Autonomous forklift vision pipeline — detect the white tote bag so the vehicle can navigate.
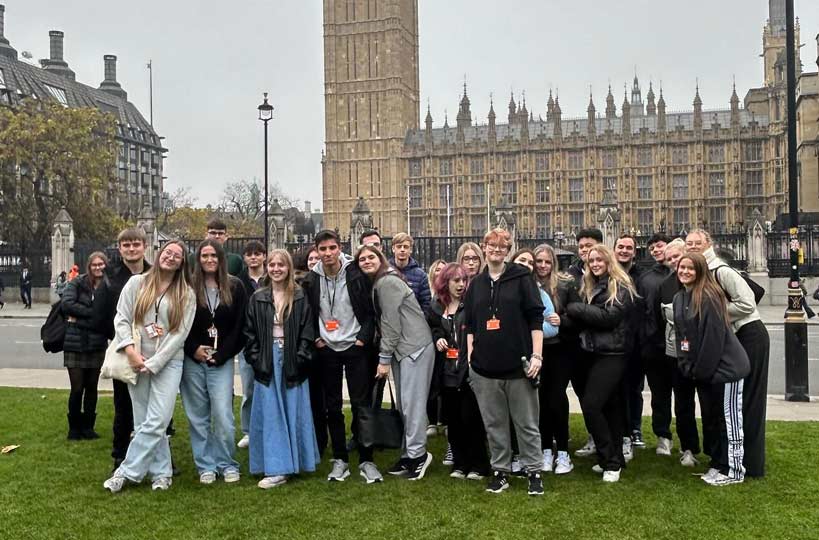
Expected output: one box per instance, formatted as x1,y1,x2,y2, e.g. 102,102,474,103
101,324,141,385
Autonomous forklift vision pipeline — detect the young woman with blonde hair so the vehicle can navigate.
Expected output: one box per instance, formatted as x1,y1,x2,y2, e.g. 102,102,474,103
566,244,636,483
456,242,484,279
104,240,196,492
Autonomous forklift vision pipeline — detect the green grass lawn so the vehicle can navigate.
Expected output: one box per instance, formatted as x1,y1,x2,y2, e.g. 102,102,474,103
1,387,818,540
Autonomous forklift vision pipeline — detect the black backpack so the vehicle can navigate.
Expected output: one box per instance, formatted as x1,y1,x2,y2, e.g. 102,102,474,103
41,301,67,353
713,265,765,305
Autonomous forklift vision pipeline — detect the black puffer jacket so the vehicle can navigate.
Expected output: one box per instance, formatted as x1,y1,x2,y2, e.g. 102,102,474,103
566,275,634,355
637,262,671,356
62,274,108,353
547,277,582,344
426,300,468,388
244,287,316,387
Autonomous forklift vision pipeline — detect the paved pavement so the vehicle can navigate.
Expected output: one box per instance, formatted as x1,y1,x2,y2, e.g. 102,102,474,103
1,302,817,421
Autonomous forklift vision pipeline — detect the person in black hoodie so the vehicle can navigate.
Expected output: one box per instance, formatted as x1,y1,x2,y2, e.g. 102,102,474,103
180,240,248,485
93,227,152,469
463,228,544,496
62,252,109,440
427,262,489,480
566,244,636,483
673,252,750,486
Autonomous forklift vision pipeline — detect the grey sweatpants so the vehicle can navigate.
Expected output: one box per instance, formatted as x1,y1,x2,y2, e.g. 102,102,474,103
469,368,541,473
391,343,435,460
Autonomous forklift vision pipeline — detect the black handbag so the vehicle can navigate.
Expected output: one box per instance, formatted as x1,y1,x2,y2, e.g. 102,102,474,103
41,301,66,353
355,378,404,450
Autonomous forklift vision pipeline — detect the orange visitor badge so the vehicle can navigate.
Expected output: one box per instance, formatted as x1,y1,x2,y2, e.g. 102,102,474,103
446,348,459,359
486,318,501,331
325,319,340,331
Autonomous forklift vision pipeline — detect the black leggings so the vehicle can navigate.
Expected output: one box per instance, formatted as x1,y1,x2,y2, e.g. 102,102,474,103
539,341,573,451
580,353,626,471
67,367,100,416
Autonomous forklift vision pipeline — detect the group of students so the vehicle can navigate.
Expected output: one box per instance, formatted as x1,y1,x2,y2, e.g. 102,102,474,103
56,217,769,496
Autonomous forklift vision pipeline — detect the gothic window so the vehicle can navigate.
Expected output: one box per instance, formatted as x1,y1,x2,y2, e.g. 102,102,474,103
708,207,727,233
408,159,422,177
601,149,617,169
410,217,424,236
502,155,517,173
471,214,487,236
439,184,452,207
470,157,484,175
673,208,689,233
470,183,485,206
536,213,551,237
672,174,689,199
637,209,654,233
708,173,725,197
602,177,617,204
743,142,763,162
637,175,653,200
569,211,585,230
569,178,584,202
439,158,453,176
671,146,688,165
636,146,653,166
534,153,549,171
775,167,783,193
743,170,763,197
567,151,583,170
408,185,423,208
535,180,550,204
707,144,725,163
502,181,517,206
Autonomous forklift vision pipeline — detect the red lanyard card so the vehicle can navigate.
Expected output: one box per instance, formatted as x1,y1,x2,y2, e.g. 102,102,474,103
486,317,501,331
446,348,459,359
325,319,340,331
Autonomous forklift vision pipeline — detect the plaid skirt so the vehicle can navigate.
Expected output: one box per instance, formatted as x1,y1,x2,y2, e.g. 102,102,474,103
63,350,105,370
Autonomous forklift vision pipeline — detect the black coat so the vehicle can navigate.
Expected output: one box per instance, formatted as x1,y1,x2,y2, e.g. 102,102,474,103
301,263,376,346
673,290,750,384
184,277,248,366
93,258,151,340
637,262,672,356
61,274,108,353
426,300,468,388
548,277,582,343
244,287,316,387
566,275,634,355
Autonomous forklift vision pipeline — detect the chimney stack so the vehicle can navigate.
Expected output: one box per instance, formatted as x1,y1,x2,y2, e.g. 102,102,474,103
40,29,75,80
98,54,127,100
0,4,19,60
304,200,312,217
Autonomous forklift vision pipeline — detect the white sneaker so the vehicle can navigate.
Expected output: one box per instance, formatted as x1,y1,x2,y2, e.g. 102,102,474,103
554,451,574,475
359,461,384,484
656,437,673,456
622,437,634,463
327,459,350,482
602,469,621,483
679,450,699,467
703,472,744,486
591,464,604,474
450,469,466,479
151,477,172,491
425,425,438,437
542,449,554,472
258,475,287,489
575,437,596,457
237,435,250,449
103,473,127,493
466,471,485,481
223,468,241,483
701,468,720,482
199,471,217,484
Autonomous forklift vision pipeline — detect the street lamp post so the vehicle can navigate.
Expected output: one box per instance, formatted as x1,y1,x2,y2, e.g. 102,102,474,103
258,93,274,252
784,0,809,401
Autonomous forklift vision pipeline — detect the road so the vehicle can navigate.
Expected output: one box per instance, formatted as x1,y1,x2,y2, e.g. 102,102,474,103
1,317,818,396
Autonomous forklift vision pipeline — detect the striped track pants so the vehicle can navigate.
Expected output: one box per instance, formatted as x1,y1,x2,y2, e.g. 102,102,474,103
723,379,745,481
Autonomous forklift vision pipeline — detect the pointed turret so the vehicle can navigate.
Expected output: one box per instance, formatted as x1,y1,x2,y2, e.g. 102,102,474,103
546,89,555,122
630,75,643,115
488,95,497,145
730,81,740,128
552,94,562,140
457,82,472,129
646,82,656,115
605,84,616,119
508,92,517,125
657,85,667,132
621,86,631,137
424,103,433,149
587,91,596,138
693,82,703,132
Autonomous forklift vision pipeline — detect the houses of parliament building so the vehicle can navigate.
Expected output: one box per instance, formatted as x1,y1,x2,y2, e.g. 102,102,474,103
321,0,819,238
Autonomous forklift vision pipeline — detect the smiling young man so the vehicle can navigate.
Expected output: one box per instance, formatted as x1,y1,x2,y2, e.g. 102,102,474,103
300,230,380,483
388,233,431,313
568,228,603,283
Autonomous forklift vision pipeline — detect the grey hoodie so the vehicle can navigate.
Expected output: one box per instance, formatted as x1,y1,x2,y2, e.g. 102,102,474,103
373,272,433,364
312,254,362,352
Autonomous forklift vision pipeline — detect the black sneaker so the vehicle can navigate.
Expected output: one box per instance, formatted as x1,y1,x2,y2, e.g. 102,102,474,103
387,458,410,476
631,430,646,448
485,471,509,494
527,472,544,496
407,452,433,481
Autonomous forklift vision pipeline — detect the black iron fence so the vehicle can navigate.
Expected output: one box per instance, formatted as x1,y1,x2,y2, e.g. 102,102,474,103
0,243,51,287
767,226,819,278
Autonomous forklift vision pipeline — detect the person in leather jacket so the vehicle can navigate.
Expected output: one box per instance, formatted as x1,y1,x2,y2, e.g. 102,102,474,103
243,249,319,489
566,244,636,482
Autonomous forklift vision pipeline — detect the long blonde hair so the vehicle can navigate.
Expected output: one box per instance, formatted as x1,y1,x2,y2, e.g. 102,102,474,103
268,249,295,322
134,240,192,333
580,244,637,306
456,242,484,273
533,243,569,311
427,259,446,295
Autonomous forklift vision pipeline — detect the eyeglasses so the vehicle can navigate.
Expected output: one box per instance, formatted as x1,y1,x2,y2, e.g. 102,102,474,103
486,244,508,252
462,256,481,263
161,251,184,261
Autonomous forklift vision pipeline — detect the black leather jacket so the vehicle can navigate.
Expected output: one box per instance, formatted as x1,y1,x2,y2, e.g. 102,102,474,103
244,287,316,387
566,275,634,355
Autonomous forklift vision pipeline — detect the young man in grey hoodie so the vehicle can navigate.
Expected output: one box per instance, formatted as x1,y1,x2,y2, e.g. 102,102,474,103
300,230,380,483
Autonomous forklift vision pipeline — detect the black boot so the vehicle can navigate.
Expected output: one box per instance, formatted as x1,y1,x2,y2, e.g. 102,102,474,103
81,412,100,440
67,413,83,440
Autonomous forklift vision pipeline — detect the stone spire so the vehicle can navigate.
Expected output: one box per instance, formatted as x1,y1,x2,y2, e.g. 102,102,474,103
424,103,433,149
552,94,562,140
488,95,497,145
693,82,703,132
630,74,643,115
646,82,656,115
546,89,555,122
605,84,616,119
587,90,596,138
730,80,740,128
508,92,517,125
457,82,472,128
657,84,667,132
621,85,631,137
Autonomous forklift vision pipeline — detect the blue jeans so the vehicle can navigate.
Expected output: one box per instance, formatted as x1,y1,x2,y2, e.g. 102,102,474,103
238,353,255,435
180,357,239,474
119,358,183,482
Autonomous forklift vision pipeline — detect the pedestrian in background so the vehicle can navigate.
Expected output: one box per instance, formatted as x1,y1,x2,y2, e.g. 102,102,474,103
62,252,109,440
54,271,68,298
19,262,32,309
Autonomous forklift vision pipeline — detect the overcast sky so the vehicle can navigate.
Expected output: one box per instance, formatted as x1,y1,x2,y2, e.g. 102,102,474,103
5,1,819,211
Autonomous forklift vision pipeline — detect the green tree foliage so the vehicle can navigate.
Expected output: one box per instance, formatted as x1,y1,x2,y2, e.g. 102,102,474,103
0,98,121,245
